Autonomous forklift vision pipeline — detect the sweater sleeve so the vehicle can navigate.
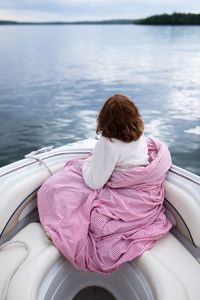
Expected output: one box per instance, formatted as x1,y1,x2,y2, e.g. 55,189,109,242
82,138,118,190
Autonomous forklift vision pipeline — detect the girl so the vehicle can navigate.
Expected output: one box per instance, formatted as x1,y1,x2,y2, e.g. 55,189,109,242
82,94,149,190
38,94,172,274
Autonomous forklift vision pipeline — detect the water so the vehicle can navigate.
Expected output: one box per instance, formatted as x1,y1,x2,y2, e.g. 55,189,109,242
0,25,199,175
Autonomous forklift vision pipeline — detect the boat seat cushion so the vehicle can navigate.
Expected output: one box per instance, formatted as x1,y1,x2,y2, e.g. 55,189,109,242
1,223,200,300
0,222,60,300
164,180,200,248
135,233,200,300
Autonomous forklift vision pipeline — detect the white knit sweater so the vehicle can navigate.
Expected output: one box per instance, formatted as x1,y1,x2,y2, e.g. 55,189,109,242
82,135,149,190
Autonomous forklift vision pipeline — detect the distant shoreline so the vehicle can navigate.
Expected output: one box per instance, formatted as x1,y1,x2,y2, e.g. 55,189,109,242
1,13,200,26
1,20,134,26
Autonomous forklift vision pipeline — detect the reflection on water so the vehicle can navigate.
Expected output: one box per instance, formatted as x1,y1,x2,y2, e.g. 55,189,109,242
185,126,200,135
0,25,200,175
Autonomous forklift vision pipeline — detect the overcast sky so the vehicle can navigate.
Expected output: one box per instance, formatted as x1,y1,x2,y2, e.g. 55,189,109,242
0,0,200,22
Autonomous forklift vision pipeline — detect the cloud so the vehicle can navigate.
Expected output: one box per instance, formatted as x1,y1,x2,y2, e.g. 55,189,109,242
0,8,64,22
0,0,200,21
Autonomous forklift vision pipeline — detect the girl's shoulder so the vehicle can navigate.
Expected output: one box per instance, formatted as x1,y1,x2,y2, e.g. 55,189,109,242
98,135,147,152
93,136,119,159
99,136,122,146
97,136,122,154
98,136,115,148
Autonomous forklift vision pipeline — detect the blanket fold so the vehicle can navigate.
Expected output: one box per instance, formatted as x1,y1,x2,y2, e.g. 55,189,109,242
37,137,172,274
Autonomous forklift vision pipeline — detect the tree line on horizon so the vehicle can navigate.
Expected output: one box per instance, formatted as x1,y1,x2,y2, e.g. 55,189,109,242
0,12,200,25
135,12,200,25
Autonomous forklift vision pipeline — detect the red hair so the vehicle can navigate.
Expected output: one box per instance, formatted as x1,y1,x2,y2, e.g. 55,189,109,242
96,94,144,142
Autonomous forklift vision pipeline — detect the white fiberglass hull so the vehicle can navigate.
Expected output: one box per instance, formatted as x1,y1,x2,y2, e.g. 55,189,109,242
0,138,200,300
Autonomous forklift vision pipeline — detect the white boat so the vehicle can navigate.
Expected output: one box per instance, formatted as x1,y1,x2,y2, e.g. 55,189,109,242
0,138,200,300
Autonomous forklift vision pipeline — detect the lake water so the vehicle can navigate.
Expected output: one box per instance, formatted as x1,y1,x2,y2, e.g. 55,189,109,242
0,25,199,175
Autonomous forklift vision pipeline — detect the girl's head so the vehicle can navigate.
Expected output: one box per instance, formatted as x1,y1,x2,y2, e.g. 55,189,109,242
96,94,144,142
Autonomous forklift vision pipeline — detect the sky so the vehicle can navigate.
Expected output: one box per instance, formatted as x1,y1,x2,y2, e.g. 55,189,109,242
0,0,200,22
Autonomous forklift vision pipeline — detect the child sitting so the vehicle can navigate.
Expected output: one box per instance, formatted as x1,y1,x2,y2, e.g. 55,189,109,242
83,94,149,189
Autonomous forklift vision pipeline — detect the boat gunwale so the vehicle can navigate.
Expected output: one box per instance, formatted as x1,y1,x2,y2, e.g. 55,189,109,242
0,150,91,178
0,149,199,185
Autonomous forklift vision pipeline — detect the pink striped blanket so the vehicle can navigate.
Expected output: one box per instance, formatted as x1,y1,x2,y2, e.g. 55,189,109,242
37,137,172,274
